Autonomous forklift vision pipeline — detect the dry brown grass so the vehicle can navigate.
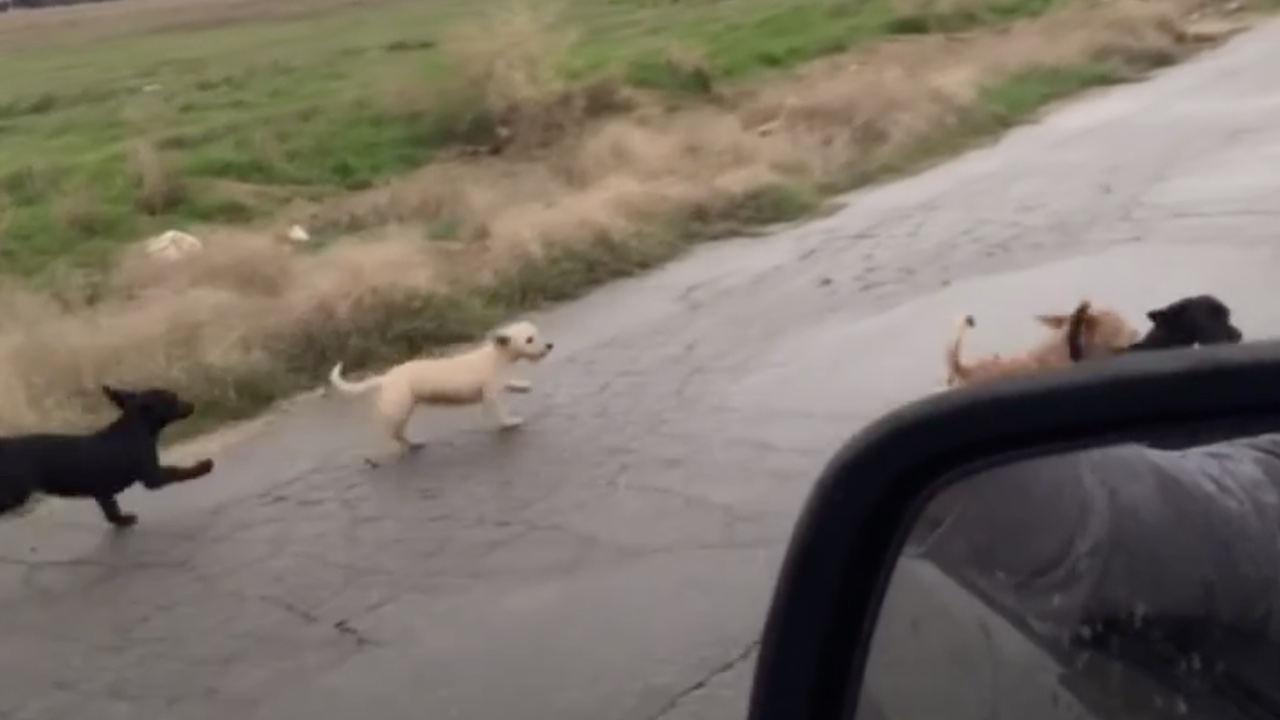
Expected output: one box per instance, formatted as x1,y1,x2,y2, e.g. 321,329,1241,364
435,5,638,155
127,139,186,215
444,4,572,112
0,0,1245,433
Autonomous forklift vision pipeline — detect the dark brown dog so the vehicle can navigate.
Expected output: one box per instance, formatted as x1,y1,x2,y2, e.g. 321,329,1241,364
1068,295,1243,362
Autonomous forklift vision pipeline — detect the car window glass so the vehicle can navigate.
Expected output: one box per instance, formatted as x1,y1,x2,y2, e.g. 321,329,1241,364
854,432,1280,720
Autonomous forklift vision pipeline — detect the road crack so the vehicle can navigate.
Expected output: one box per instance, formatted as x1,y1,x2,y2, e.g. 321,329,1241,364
257,595,382,647
333,619,378,647
647,639,760,720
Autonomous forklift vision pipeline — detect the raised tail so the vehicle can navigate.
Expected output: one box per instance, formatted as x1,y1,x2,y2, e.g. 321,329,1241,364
945,314,976,387
328,363,383,395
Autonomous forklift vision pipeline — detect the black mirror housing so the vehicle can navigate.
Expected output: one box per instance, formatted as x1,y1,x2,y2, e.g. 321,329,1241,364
749,340,1280,720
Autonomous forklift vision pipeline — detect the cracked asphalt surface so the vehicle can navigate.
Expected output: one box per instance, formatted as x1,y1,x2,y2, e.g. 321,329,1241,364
4,19,1280,720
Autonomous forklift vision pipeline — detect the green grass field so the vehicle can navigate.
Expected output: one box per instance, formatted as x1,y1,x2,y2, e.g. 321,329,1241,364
0,0,1066,277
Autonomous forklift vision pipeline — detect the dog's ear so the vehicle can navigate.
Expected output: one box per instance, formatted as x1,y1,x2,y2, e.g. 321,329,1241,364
492,332,512,347
101,385,129,410
1036,314,1071,329
1146,308,1170,324
1040,300,1095,330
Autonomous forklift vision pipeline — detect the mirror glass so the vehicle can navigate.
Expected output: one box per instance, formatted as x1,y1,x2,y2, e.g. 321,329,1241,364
856,430,1280,720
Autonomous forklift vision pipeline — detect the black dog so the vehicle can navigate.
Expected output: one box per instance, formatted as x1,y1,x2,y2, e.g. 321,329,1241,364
1069,294,1243,362
0,385,215,527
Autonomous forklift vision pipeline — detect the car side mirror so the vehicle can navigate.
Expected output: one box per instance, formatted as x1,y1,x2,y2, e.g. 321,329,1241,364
748,340,1280,720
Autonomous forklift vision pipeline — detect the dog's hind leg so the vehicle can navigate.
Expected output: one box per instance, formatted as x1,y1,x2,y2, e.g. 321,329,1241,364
389,414,424,453
0,487,34,518
0,469,38,519
94,495,137,528
376,394,422,450
365,406,423,468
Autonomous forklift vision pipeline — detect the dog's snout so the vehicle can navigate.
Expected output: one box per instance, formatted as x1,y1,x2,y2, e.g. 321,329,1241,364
545,342,555,351
1206,326,1243,345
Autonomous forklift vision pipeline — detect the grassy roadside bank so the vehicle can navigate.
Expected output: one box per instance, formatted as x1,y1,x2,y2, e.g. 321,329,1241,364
0,0,1072,277
0,0,1264,440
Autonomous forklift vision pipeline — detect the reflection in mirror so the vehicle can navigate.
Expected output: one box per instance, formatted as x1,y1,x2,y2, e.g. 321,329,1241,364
856,431,1280,720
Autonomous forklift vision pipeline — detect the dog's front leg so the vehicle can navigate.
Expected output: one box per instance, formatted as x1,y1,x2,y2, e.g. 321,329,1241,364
140,459,215,490
94,495,137,528
482,382,523,430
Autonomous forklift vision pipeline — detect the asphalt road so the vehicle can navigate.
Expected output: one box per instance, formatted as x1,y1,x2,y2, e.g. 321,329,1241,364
4,19,1280,720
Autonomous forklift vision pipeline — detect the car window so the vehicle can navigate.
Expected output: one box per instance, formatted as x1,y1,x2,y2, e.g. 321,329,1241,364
853,434,1280,720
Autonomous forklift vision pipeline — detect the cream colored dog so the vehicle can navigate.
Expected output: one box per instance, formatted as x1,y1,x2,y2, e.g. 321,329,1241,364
329,320,553,464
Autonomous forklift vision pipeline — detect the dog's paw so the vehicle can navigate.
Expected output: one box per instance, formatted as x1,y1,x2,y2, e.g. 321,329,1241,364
110,513,139,528
504,379,533,394
193,458,215,475
499,416,525,431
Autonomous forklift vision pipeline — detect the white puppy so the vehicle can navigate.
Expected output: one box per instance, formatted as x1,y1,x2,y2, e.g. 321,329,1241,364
329,320,553,463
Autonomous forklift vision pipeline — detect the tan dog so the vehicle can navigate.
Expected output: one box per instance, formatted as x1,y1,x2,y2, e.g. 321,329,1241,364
944,301,1137,388
329,320,554,464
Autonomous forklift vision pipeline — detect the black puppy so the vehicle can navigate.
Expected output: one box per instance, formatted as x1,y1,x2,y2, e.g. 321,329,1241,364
0,385,215,527
1069,294,1243,361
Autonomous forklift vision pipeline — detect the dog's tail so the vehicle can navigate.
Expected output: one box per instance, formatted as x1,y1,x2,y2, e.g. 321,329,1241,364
328,363,382,396
1065,300,1092,362
945,314,976,386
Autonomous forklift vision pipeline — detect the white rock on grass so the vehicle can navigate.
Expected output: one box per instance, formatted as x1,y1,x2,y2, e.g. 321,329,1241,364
143,229,204,261
285,224,311,244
